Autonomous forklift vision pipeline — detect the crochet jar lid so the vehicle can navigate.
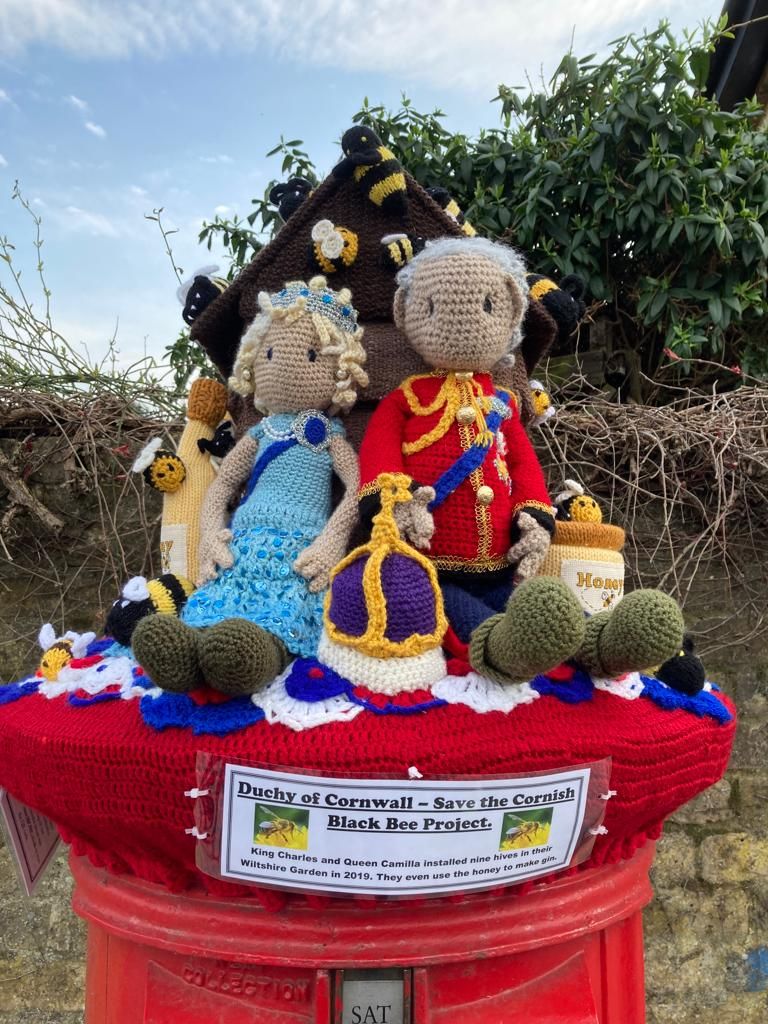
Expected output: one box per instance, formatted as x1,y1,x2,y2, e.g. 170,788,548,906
552,520,626,552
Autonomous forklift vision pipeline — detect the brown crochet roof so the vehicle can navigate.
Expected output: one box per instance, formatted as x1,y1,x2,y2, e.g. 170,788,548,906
190,154,557,439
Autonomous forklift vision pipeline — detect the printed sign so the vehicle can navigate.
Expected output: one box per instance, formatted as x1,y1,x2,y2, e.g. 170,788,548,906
559,558,625,615
218,763,595,897
0,788,61,896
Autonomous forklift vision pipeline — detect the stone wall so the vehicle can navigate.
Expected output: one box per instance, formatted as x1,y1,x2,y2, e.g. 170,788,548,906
0,429,766,1022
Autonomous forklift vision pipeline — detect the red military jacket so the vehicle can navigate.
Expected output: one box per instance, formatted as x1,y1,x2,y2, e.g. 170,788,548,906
359,371,554,572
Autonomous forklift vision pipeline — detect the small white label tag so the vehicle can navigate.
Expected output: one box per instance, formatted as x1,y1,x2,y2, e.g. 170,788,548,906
559,558,625,615
160,523,188,577
0,788,61,896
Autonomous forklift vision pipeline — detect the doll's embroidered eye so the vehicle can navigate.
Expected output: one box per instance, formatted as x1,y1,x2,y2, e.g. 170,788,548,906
483,295,493,313
308,349,317,363
266,347,273,361
428,298,434,315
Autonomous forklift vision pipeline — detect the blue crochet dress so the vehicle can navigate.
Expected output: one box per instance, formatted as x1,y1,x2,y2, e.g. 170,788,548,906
181,411,344,657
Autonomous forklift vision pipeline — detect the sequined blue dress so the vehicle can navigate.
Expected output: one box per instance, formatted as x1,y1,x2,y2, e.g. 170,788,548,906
181,411,344,657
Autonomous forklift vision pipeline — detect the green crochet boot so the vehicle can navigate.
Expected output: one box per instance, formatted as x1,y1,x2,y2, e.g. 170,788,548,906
469,578,586,685
131,615,202,692
576,589,684,677
199,618,290,696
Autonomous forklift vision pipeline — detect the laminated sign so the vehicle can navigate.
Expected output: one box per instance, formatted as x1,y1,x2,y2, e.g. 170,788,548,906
198,760,610,897
0,788,60,896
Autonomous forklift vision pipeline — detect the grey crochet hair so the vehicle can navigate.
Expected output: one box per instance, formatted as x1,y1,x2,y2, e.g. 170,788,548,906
395,236,529,298
395,236,529,357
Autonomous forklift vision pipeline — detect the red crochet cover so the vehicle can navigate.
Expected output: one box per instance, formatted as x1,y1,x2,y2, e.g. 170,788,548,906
0,688,735,911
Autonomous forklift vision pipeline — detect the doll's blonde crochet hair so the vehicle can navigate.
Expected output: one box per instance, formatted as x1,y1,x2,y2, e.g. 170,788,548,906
230,276,368,413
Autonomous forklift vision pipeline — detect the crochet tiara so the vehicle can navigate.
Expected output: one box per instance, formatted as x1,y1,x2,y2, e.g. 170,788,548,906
258,276,360,334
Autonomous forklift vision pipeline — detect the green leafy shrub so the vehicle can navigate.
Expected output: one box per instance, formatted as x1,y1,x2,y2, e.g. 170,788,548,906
208,18,768,391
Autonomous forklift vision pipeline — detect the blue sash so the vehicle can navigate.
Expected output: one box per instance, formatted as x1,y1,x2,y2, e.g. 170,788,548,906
241,438,297,503
428,393,511,511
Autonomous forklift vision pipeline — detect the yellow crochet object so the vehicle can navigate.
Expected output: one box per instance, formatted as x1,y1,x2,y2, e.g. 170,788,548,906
146,575,196,615
324,473,447,659
160,378,230,581
537,520,626,615
39,640,75,680
401,373,494,455
554,478,603,524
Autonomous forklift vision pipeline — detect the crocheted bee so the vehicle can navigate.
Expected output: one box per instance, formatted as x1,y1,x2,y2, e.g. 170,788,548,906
380,232,426,271
654,634,706,696
426,186,477,236
529,379,556,427
176,265,228,326
554,480,603,524
333,126,408,215
308,220,359,274
269,177,314,221
104,574,195,647
526,273,587,347
37,624,96,681
197,420,236,470
132,438,187,493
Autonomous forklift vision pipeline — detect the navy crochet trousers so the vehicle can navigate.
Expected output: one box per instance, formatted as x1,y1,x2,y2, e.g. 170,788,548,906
438,566,515,644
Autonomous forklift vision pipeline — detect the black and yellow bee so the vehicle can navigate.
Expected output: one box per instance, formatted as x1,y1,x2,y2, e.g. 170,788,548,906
333,126,408,216
269,177,314,221
426,186,477,236
308,219,359,274
197,420,236,469
177,265,228,326
380,232,426,271
132,438,187,493
527,273,587,348
37,624,96,681
554,480,603,524
654,635,706,696
105,574,195,647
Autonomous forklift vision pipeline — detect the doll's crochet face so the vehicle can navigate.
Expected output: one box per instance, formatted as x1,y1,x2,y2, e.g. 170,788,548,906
397,253,525,372
251,317,338,413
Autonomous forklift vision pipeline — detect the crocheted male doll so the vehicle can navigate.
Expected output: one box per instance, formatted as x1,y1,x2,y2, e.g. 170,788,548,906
359,238,683,683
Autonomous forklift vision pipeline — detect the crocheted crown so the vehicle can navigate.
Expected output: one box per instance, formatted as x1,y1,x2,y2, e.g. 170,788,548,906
263,276,359,334
324,474,447,659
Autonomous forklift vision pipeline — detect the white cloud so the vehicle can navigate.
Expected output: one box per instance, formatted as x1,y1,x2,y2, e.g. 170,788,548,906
130,184,147,196
213,204,231,215
199,154,233,165
0,1,720,93
0,153,7,167
84,120,106,138
62,205,120,237
0,88,10,102
66,93,88,112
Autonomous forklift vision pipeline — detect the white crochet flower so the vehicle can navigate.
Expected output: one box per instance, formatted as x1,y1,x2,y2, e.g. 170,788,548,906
311,219,345,260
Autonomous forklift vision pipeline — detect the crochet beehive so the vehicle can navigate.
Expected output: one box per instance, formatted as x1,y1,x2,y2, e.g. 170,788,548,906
319,474,447,692
189,130,560,443
537,520,626,616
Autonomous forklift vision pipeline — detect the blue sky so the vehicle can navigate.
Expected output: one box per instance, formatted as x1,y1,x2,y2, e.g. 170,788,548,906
0,0,720,370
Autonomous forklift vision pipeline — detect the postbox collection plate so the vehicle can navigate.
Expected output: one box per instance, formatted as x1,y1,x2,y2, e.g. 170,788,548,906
336,968,408,1024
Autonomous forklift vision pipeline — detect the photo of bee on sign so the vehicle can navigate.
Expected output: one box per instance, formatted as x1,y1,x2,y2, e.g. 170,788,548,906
499,808,553,851
253,804,310,851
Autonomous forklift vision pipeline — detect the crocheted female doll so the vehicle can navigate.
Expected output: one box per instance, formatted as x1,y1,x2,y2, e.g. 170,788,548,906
132,276,368,695
359,238,684,684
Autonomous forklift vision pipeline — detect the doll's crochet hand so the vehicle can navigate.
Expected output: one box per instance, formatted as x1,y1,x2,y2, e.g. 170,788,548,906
394,486,436,549
197,528,234,584
294,536,345,594
507,512,551,583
